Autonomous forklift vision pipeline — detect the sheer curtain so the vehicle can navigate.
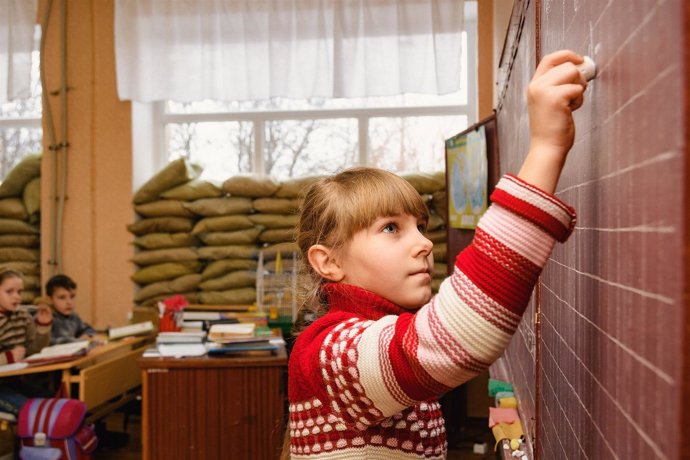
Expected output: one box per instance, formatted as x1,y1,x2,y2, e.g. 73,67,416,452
115,0,464,102
0,0,38,103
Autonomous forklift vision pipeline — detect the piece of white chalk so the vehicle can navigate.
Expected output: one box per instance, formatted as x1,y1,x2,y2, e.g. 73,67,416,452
576,55,597,81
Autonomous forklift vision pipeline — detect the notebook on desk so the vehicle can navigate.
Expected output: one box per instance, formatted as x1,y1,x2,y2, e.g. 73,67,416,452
23,340,92,365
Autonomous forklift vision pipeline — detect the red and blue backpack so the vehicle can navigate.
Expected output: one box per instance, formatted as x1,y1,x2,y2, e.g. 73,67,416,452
17,398,97,460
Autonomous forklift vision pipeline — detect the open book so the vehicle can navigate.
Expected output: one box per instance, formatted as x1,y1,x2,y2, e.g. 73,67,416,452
23,340,91,365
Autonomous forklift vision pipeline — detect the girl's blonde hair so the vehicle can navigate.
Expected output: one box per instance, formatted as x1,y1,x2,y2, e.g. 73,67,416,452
0,268,23,285
295,167,428,326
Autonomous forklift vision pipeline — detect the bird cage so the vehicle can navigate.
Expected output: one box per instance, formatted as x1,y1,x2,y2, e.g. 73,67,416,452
256,251,298,335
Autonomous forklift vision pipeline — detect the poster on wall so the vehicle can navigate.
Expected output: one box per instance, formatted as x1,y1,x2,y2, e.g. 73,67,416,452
445,126,488,229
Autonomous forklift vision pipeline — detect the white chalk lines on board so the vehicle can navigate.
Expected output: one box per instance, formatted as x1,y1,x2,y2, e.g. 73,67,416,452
547,258,674,305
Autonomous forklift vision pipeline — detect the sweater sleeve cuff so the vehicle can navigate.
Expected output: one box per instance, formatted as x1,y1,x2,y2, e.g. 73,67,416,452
489,174,576,243
4,351,14,364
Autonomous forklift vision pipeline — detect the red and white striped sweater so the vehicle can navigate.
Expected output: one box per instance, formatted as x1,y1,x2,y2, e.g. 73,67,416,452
287,174,576,459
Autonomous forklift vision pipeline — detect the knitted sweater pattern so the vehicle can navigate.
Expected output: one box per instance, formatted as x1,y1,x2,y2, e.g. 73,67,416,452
287,174,576,459
0,307,51,364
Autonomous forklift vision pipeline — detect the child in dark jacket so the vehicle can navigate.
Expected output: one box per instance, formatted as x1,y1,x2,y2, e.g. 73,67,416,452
44,275,96,345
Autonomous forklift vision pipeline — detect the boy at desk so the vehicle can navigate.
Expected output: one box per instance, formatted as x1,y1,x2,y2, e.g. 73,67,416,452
42,275,96,345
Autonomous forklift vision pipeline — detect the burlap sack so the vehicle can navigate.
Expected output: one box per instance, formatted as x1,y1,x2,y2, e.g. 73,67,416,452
197,245,258,260
202,259,258,280
134,200,195,218
140,291,200,307
191,215,254,235
432,190,447,221
400,172,445,194
275,176,322,198
130,261,200,284
0,153,41,198
0,248,40,262
133,158,202,204
431,278,442,293
134,273,202,303
260,242,300,258
426,229,446,244
0,234,39,248
252,198,299,214
0,261,40,275
133,233,197,250
199,228,262,246
160,179,223,201
433,263,447,278
183,197,252,217
199,270,256,291
0,219,38,234
432,242,447,263
0,198,28,220
22,275,39,290
248,214,299,229
198,287,256,305
222,175,279,197
131,247,199,266
127,217,194,236
258,228,296,244
23,177,41,216
427,213,445,232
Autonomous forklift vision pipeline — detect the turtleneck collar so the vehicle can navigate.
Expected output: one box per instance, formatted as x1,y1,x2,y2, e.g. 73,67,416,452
322,283,412,320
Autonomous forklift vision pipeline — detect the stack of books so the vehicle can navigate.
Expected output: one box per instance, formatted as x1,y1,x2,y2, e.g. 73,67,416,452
206,323,278,356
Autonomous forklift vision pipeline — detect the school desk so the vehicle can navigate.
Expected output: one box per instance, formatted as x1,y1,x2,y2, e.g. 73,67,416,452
139,345,287,460
0,336,151,422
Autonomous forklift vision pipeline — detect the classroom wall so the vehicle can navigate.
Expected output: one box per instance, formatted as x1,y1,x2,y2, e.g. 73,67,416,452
492,0,688,457
39,0,133,329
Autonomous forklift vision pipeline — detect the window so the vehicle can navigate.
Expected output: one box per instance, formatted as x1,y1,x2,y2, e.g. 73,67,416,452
0,27,42,181
146,2,477,182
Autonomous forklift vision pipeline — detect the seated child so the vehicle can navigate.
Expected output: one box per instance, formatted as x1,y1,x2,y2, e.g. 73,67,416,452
45,275,96,345
0,268,52,415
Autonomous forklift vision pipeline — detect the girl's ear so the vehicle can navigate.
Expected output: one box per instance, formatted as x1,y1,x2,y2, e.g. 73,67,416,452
307,244,345,282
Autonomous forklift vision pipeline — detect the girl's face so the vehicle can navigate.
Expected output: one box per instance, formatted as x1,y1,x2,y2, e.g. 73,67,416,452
0,276,23,313
338,213,434,309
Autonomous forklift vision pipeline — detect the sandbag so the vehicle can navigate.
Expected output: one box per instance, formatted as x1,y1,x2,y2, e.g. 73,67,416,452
140,291,200,307
252,198,300,214
0,234,39,248
400,172,445,194
0,261,40,275
0,153,41,198
133,232,197,250
23,177,41,216
0,218,38,234
199,228,262,246
427,213,445,232
133,158,202,204
127,217,194,236
258,227,296,244
160,179,223,201
134,200,195,218
197,245,258,260
0,198,28,220
260,242,300,258
198,287,256,305
432,190,447,221
183,197,252,217
131,247,198,266
202,259,257,280
248,214,299,229
199,270,256,291
0,247,39,262
275,176,322,198
222,175,279,197
134,274,202,303
426,229,446,244
432,242,447,263
130,261,200,284
191,215,254,235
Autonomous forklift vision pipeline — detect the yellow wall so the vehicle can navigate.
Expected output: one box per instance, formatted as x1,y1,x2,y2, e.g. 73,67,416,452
34,0,505,329
40,0,133,329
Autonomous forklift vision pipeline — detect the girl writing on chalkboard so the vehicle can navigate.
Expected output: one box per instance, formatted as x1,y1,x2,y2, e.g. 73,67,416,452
285,50,588,459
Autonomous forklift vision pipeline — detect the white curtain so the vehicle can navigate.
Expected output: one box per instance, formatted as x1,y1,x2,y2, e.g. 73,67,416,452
115,0,464,102
0,0,38,103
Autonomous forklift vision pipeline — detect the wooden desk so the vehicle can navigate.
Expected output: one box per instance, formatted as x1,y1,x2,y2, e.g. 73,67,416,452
0,336,151,421
139,347,288,460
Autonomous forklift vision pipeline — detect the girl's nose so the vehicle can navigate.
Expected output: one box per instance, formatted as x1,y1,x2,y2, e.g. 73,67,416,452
416,233,434,256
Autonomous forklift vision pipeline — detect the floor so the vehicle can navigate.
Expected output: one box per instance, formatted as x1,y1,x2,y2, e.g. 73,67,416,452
95,406,496,459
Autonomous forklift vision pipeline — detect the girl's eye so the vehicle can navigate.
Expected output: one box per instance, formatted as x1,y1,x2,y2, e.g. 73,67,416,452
383,223,397,233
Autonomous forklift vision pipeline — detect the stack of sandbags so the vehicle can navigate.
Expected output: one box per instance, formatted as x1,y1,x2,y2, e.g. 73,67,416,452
0,153,42,303
401,172,447,294
188,175,265,306
129,158,211,306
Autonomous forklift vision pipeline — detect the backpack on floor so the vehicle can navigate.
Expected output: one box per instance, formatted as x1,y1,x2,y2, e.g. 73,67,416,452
17,398,97,460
